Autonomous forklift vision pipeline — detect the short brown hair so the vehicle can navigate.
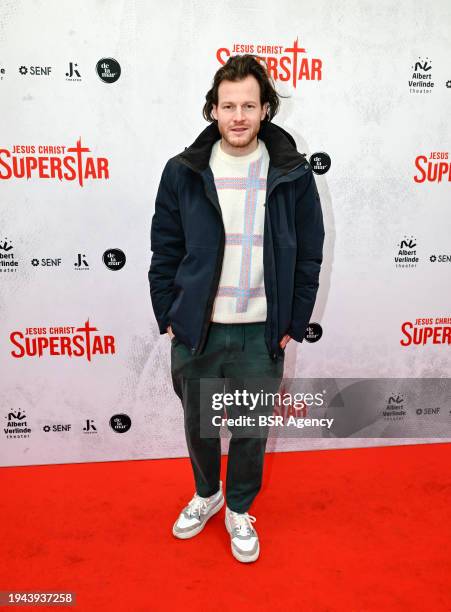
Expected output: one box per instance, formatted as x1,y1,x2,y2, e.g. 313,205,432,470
202,54,282,123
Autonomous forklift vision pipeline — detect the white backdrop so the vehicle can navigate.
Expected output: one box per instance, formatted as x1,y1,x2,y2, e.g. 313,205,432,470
1,0,450,467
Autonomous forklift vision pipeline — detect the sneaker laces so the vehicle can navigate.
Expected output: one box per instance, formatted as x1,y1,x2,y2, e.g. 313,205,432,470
186,494,209,518
228,510,256,536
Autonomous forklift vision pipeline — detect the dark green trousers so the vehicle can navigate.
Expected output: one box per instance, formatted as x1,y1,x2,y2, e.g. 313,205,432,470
171,321,285,513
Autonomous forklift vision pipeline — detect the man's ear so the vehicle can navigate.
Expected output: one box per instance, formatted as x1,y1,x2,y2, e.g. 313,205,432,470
261,102,269,120
212,105,218,120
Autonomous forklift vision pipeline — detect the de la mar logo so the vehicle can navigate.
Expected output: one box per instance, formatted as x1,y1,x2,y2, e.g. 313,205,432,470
216,37,322,89
0,138,109,186
9,320,116,361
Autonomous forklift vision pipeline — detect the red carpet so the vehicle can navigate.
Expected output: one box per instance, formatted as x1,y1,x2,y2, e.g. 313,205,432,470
1,443,450,611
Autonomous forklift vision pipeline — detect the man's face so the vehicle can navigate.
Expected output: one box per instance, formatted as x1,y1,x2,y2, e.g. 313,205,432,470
212,74,268,154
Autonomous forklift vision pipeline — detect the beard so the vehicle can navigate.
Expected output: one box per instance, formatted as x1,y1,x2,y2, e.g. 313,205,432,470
218,122,260,150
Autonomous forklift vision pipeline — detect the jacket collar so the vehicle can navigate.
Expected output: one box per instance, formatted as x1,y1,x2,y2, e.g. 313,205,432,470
176,121,307,174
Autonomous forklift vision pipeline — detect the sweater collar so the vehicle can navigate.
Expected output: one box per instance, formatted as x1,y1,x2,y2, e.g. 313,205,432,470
177,121,306,174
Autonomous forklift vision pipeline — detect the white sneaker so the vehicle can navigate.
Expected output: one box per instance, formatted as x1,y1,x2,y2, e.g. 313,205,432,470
225,506,260,563
172,481,224,539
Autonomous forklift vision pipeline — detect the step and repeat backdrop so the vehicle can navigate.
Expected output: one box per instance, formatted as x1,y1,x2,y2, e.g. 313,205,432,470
1,0,450,467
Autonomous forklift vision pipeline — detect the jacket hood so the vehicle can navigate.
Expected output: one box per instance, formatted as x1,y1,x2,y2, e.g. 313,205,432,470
177,121,307,173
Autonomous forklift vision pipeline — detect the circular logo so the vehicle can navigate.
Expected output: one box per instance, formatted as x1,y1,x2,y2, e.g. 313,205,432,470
96,58,121,83
109,413,131,433
416,408,423,415
304,323,323,343
309,152,331,175
103,248,126,271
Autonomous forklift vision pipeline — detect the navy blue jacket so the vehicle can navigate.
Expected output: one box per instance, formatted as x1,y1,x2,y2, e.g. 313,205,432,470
148,120,325,361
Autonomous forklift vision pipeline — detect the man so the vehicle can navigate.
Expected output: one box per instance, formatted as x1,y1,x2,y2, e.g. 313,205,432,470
148,54,324,563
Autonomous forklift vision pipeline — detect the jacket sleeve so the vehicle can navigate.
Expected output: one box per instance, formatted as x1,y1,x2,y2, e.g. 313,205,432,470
148,160,186,335
287,168,325,342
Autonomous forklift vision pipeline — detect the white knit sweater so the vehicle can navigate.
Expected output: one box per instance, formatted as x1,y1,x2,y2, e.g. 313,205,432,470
209,138,269,323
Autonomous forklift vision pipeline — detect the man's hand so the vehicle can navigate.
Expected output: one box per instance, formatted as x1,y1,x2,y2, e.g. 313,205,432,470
167,325,175,340
279,334,292,350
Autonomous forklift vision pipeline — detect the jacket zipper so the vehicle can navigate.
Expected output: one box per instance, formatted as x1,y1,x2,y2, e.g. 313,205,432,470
263,161,306,359
195,181,225,355
175,156,225,355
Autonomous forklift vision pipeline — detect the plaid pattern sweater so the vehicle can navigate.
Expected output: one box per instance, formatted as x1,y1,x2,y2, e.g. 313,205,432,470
209,139,269,323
